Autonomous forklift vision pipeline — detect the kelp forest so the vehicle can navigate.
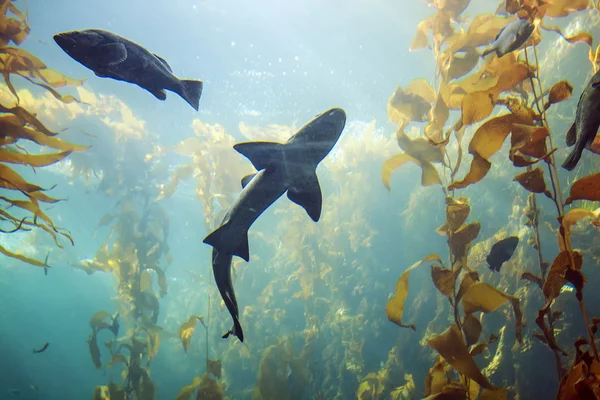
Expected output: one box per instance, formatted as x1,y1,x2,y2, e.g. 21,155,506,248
2,0,600,399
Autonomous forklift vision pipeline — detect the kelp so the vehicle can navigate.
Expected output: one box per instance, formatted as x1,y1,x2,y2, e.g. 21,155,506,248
0,0,86,267
179,315,204,353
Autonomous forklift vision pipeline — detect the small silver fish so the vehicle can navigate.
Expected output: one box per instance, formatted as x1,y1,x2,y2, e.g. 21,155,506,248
562,69,600,170
481,19,535,58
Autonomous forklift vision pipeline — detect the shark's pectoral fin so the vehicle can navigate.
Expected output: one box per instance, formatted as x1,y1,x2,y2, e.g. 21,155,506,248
203,225,250,262
241,173,256,189
288,172,322,222
233,141,284,170
99,43,128,66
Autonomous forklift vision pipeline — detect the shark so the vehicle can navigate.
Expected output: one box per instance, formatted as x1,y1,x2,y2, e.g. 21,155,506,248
203,108,346,342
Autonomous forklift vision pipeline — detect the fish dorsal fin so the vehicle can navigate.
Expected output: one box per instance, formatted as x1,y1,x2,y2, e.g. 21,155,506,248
100,43,127,66
153,53,173,72
241,173,256,189
233,141,285,171
287,171,322,222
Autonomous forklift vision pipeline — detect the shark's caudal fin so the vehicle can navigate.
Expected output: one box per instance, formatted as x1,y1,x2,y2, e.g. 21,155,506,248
177,79,203,111
222,318,244,342
288,172,323,222
203,224,250,262
233,141,285,171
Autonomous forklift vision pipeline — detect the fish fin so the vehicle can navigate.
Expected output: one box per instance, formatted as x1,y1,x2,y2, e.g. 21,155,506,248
222,330,232,339
177,79,203,111
566,123,577,146
153,53,172,72
233,318,244,342
241,173,256,189
480,47,495,58
148,88,167,101
94,70,108,78
562,143,585,171
287,172,322,222
99,43,127,66
233,141,284,170
203,224,250,262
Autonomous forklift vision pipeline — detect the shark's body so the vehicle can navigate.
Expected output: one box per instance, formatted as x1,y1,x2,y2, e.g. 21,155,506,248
203,108,346,341
53,29,203,110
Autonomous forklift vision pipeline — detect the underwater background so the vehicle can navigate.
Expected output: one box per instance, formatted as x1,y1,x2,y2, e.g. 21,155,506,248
2,0,600,399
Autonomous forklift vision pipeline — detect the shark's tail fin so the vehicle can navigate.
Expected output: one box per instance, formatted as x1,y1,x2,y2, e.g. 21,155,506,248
222,318,245,342
177,79,203,111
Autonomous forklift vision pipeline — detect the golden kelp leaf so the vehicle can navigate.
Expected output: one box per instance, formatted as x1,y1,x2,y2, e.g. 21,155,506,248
441,47,481,82
93,383,126,400
16,73,83,104
207,359,222,378
468,114,516,160
456,271,479,303
470,334,498,357
421,159,443,186
175,376,202,400
566,172,600,205
0,244,47,267
513,168,550,197
145,265,168,297
428,324,494,390
462,282,523,342
105,354,128,368
387,84,432,123
411,12,453,51
480,388,508,400
448,154,491,191
446,198,470,232
542,0,590,18
0,163,46,193
386,254,443,330
396,128,445,164
426,94,450,141
510,124,549,159
543,251,583,300
159,163,195,200
462,314,482,346
34,68,85,87
147,328,160,364
431,265,454,297
461,91,497,126
179,315,204,352
546,80,574,107
449,222,480,260
555,360,587,400
88,332,102,369
428,0,471,17
0,149,72,167
425,357,449,397
382,153,414,192
90,310,112,332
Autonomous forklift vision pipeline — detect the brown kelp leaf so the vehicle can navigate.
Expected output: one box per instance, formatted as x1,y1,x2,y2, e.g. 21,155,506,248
382,153,415,192
468,114,517,160
105,354,128,368
546,80,574,108
88,331,102,369
470,334,498,357
207,359,222,378
480,388,508,400
448,154,491,191
93,383,126,400
442,47,481,82
147,328,160,364
179,315,204,352
521,272,543,289
428,324,494,390
175,376,202,400
449,222,480,260
513,168,550,197
425,357,449,397
566,173,600,205
431,265,454,298
456,271,479,304
0,163,45,193
556,360,587,400
462,282,523,342
89,310,112,332
463,314,482,346
34,68,85,87
0,149,72,167
542,0,591,18
386,254,443,330
543,251,583,300
510,124,549,159
461,91,497,126
437,197,471,234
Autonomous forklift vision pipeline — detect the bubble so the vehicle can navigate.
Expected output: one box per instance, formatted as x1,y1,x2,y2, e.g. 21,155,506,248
278,57,282,63
231,41,236,47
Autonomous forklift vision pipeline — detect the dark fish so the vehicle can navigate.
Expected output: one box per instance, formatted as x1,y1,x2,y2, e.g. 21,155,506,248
487,236,519,272
32,342,49,354
110,312,120,336
203,108,346,342
481,19,535,58
53,29,203,110
562,69,600,171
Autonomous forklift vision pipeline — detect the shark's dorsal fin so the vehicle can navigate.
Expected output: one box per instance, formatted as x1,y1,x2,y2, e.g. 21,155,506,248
241,173,256,189
100,43,127,66
203,224,250,262
233,141,284,171
287,172,322,222
153,53,173,72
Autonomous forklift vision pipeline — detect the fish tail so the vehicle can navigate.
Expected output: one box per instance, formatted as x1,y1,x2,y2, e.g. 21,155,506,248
178,79,203,111
562,142,585,171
